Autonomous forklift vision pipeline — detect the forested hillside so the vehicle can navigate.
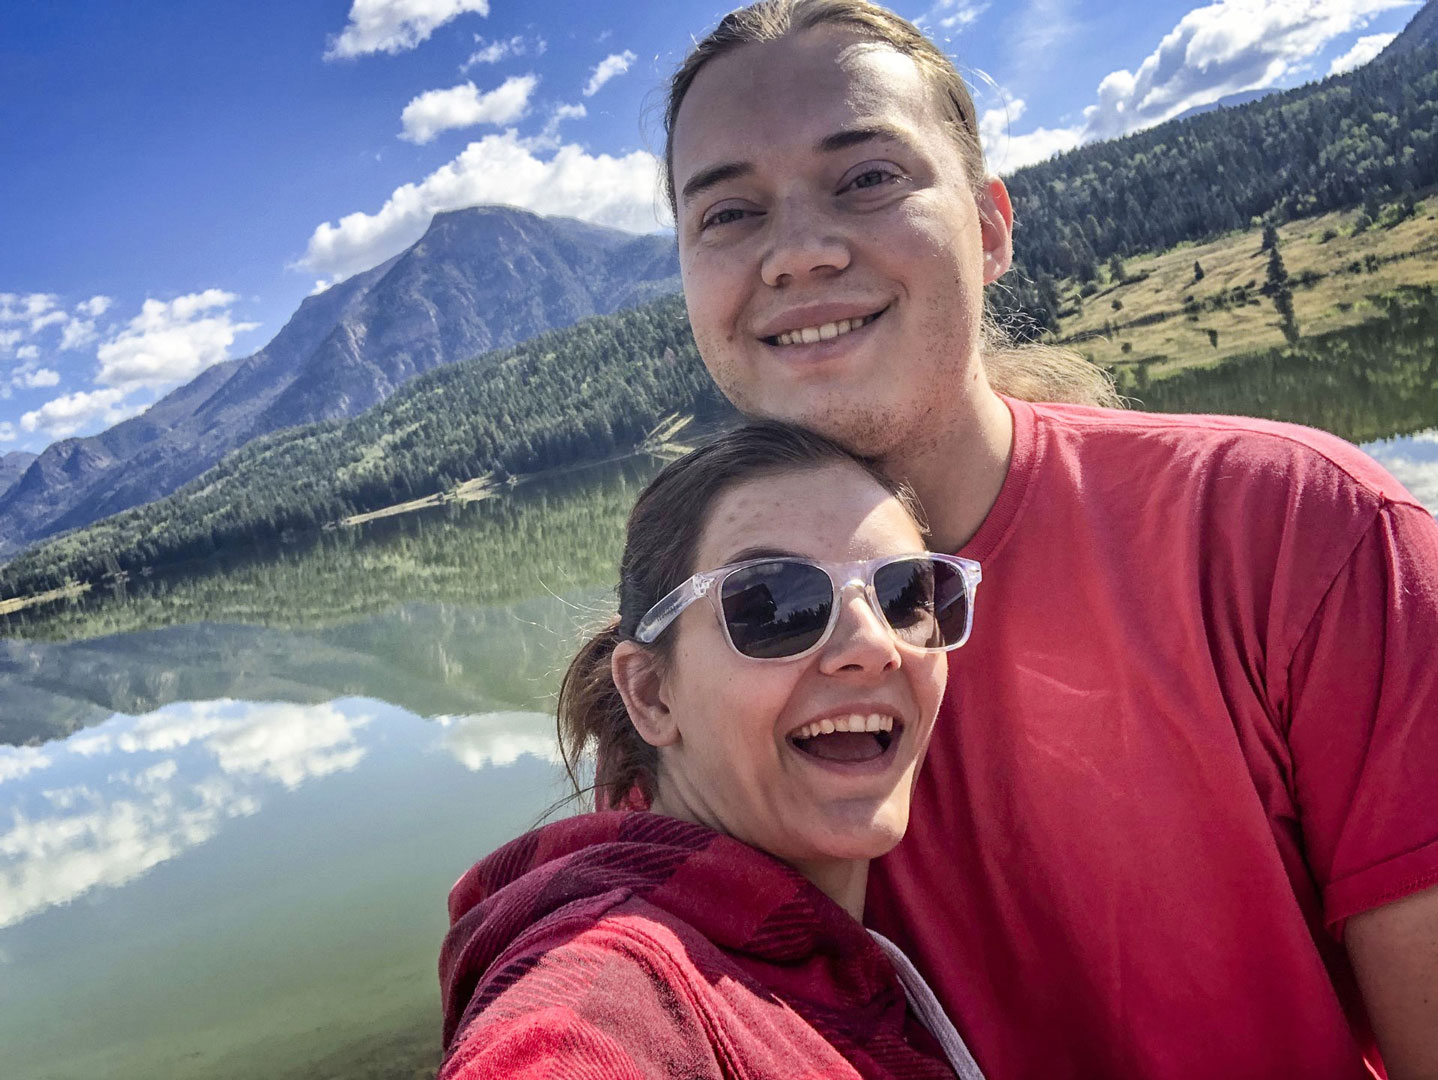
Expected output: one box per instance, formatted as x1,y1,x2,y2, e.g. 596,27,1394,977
5,27,1437,602
0,295,719,597
0,206,680,557
995,39,1438,330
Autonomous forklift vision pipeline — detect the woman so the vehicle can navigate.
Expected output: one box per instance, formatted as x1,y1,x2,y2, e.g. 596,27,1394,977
438,421,986,1079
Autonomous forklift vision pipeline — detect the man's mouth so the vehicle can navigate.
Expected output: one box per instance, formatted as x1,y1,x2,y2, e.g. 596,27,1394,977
762,308,886,347
788,713,900,763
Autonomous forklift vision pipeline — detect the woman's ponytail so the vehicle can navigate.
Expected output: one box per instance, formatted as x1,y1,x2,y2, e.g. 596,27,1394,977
556,619,657,810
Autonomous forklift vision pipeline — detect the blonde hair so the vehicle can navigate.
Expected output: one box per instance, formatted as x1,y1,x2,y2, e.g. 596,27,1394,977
663,0,1120,408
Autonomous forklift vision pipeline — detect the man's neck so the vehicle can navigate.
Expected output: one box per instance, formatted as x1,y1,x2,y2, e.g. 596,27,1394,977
881,383,1014,554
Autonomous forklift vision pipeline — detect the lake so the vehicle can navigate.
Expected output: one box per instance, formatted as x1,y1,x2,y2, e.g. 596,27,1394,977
3,289,1437,1080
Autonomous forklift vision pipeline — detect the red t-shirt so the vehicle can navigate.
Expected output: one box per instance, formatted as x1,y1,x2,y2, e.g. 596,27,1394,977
866,398,1438,1080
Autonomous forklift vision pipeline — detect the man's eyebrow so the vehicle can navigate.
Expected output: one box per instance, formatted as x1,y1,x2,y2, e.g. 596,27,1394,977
680,161,753,204
817,125,906,154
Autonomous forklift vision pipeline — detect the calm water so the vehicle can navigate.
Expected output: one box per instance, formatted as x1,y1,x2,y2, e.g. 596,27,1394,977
3,291,1437,1080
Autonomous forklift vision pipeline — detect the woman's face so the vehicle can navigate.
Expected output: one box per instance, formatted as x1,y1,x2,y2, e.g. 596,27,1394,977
642,463,947,875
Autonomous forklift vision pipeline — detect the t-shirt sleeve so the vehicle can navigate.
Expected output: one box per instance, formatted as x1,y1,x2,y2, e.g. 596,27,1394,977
1285,499,1438,937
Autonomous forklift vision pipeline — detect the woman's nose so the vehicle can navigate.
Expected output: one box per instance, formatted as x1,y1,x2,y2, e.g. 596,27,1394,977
818,585,901,675
759,198,851,287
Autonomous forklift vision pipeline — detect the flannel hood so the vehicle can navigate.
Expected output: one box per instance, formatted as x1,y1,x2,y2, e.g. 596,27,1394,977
440,811,955,1079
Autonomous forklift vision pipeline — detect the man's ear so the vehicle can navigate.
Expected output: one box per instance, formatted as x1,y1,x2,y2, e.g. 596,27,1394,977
612,641,681,748
978,176,1014,283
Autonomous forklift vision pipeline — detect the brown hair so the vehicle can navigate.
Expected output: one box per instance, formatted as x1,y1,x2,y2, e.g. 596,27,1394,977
661,0,1121,409
557,419,923,809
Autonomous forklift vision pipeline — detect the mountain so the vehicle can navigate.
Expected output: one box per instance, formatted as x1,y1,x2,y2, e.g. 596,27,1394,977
1168,88,1277,125
1001,38,1438,289
0,451,37,496
0,294,722,597
0,206,679,557
1380,0,1438,57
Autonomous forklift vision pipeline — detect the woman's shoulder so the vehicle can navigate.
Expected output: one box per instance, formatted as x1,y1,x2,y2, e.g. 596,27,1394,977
441,823,860,1080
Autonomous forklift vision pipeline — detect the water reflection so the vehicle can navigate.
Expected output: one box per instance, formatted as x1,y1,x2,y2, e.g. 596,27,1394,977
438,711,562,771
0,700,568,934
1134,286,1438,445
0,699,372,930
0,694,565,1080
1362,428,1438,512
0,292,1435,1080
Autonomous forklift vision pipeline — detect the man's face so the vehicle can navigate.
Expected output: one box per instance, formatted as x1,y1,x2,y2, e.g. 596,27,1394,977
671,27,1012,460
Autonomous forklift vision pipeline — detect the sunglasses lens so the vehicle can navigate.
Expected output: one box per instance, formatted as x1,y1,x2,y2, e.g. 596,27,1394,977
720,560,834,659
874,557,969,649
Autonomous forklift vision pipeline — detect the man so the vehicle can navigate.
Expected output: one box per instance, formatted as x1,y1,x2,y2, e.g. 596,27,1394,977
661,1,1438,1076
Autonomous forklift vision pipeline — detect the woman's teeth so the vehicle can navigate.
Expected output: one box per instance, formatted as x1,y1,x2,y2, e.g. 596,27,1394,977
771,312,879,346
791,713,895,741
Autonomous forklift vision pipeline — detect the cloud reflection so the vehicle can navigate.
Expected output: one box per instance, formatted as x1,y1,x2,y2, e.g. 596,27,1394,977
0,699,372,930
1363,428,1438,515
437,711,561,771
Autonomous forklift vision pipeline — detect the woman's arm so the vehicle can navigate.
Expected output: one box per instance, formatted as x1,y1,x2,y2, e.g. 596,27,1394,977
1346,883,1438,1080
441,917,732,1080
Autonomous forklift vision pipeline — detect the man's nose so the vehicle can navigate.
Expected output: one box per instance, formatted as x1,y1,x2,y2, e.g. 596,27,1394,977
759,197,852,287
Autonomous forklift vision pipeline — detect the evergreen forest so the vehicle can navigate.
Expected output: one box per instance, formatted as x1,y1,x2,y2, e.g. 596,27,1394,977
3,39,1437,601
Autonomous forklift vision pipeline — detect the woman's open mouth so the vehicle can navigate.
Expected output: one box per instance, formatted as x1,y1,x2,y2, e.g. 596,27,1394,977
761,307,887,347
788,713,900,764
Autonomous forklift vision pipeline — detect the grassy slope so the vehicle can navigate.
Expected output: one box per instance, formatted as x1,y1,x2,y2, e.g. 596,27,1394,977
1051,197,1438,375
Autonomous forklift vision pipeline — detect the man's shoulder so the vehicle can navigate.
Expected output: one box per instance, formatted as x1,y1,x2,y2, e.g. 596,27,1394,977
1024,399,1417,509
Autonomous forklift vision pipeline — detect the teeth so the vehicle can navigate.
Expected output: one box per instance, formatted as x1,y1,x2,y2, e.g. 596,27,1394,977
772,313,878,347
791,713,896,741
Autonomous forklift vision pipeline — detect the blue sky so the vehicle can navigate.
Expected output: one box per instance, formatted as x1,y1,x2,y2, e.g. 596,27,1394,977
0,0,1420,453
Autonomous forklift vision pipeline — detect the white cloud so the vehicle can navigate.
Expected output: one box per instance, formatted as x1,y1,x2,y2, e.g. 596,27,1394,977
921,0,990,31
325,0,490,59
94,289,258,390
75,295,112,318
1079,0,1415,141
399,74,538,143
0,294,110,364
583,50,636,97
1011,0,1079,56
20,387,137,439
0,293,59,326
59,318,98,351
297,130,662,281
530,102,588,150
29,310,67,334
0,422,16,443
463,34,526,68
13,367,61,390
1328,31,1396,73
980,98,1083,173
0,747,52,785
438,711,561,770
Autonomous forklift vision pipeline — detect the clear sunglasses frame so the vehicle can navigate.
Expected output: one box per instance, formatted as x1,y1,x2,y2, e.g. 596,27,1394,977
633,552,982,660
